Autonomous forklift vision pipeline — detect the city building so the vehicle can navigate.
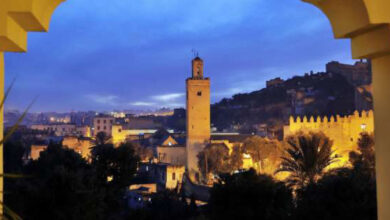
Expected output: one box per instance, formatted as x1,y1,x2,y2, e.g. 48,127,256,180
30,123,77,136
326,60,371,86
266,77,285,88
29,144,48,160
138,163,185,190
93,114,115,137
186,57,211,181
156,135,186,166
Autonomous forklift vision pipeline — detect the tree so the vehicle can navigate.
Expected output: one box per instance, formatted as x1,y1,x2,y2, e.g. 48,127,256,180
90,143,139,188
243,136,277,172
4,140,25,173
276,132,337,188
197,144,230,178
5,142,106,220
207,169,292,220
349,132,375,177
124,142,153,162
229,145,244,171
294,167,377,220
96,131,109,145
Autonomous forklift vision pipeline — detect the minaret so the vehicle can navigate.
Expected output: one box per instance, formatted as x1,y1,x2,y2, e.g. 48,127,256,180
186,56,211,182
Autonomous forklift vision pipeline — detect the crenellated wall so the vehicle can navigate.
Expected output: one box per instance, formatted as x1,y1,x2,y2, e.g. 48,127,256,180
284,110,374,167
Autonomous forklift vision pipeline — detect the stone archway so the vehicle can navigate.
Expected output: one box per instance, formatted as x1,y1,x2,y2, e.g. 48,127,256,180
1,0,389,219
303,2,390,219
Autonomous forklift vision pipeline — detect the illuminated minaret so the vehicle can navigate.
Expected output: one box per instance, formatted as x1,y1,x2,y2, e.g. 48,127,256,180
186,56,211,181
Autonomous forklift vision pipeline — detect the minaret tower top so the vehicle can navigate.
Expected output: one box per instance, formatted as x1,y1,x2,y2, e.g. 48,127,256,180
192,57,204,79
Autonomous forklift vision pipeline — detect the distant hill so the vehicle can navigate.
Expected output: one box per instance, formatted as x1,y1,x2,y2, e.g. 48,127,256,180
211,66,372,135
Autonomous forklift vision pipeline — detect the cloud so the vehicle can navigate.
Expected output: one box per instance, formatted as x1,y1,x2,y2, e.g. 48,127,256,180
85,94,119,106
152,93,185,102
131,102,156,106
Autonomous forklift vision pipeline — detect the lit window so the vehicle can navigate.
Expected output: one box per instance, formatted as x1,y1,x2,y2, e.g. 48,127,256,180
361,124,367,130
168,142,172,146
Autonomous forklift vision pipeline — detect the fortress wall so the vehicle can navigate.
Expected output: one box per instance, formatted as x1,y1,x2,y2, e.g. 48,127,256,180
285,110,374,166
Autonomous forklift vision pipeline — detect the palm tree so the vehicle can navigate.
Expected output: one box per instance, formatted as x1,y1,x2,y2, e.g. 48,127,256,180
276,132,338,188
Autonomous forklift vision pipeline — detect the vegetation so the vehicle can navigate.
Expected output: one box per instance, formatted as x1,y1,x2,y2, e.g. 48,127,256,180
349,132,375,177
5,141,140,220
243,136,282,173
276,132,338,188
207,169,293,220
197,143,230,178
3,131,377,219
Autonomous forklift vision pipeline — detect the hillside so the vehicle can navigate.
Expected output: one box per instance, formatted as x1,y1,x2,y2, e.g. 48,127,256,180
211,71,372,135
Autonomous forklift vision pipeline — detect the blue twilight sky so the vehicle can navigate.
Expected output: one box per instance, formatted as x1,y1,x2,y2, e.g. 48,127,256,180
4,0,355,112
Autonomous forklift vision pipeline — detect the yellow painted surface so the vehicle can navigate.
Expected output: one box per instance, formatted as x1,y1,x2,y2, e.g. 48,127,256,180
63,136,94,160
0,0,65,52
30,145,47,160
165,165,185,190
284,111,374,168
0,53,3,215
372,55,390,220
186,57,211,180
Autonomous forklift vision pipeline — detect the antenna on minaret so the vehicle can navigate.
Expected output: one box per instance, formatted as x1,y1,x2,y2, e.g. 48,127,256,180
191,49,199,58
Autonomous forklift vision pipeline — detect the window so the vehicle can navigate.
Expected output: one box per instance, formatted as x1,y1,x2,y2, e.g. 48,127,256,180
197,91,202,96
118,129,122,133
103,120,106,124
172,172,176,180
104,126,106,130
110,120,113,123
97,120,100,123
97,126,100,130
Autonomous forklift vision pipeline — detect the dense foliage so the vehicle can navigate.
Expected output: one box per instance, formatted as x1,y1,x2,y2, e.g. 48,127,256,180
5,141,140,220
3,132,377,220
276,132,337,188
207,169,293,220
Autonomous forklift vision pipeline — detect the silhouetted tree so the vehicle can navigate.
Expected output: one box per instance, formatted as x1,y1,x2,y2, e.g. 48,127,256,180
91,143,139,188
96,131,108,145
6,142,106,220
349,132,375,177
126,190,190,220
207,169,292,220
4,140,25,173
294,167,377,220
276,132,337,188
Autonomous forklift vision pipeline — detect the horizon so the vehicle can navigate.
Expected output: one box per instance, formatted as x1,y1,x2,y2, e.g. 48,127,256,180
4,0,355,112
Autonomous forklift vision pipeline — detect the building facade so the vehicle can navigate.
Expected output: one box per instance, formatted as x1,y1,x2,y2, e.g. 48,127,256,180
93,115,114,137
186,57,211,181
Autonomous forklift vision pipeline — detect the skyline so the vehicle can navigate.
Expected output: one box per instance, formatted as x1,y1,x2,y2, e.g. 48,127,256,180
4,0,355,112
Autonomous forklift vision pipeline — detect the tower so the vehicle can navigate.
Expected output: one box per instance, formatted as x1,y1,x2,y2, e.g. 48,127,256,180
186,57,211,181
